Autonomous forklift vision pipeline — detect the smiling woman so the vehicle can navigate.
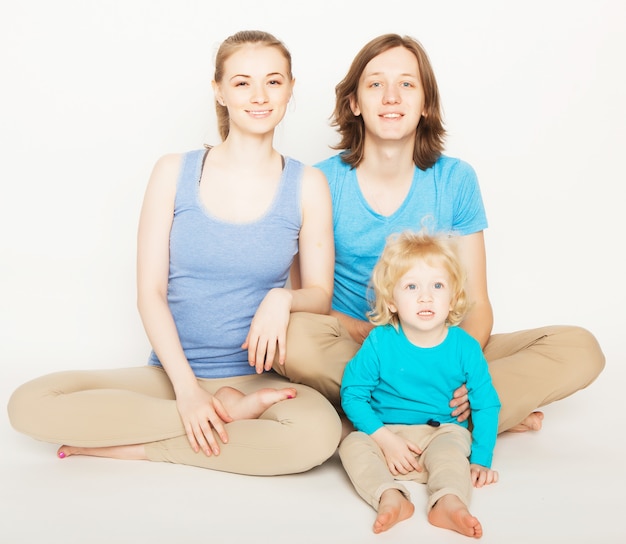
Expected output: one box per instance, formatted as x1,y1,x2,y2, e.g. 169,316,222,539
7,29,340,476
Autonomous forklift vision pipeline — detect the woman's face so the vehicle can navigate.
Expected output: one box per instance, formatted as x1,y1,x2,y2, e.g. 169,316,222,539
213,44,294,137
351,46,426,144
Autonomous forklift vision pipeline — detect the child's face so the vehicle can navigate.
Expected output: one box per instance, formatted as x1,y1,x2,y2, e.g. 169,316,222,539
388,259,453,342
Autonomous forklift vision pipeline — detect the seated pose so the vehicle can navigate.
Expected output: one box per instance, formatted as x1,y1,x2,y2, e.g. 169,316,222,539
8,30,341,475
339,230,500,537
277,33,605,433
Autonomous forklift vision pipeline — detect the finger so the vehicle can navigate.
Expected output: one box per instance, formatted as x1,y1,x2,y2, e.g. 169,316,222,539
451,400,469,416
255,338,268,374
197,421,220,456
275,333,287,367
213,397,234,425
184,423,200,453
264,339,278,371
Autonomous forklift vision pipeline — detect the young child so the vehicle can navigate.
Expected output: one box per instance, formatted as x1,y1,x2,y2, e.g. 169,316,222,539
339,230,501,538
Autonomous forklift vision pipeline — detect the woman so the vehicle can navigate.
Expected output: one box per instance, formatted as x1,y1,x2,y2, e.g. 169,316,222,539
277,33,605,434
8,30,341,475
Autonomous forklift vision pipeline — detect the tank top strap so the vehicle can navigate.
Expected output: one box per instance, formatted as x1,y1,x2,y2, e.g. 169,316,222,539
175,148,208,207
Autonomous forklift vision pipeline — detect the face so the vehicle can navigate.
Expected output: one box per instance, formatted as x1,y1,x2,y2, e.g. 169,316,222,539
213,44,294,136
351,46,426,143
388,258,453,344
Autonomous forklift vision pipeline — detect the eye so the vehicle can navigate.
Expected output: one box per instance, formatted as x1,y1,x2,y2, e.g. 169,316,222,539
370,81,382,88
268,79,282,86
401,81,413,88
434,282,444,289
406,284,416,290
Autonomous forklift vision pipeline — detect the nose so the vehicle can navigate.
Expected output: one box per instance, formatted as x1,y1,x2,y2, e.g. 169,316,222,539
382,86,400,105
251,83,268,104
418,288,433,302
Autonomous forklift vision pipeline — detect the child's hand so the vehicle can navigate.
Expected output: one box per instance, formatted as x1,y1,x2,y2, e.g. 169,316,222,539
470,464,499,487
371,427,423,476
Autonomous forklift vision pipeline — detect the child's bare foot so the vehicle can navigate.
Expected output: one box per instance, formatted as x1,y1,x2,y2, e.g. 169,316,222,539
215,386,296,420
428,494,482,538
57,443,146,460
507,411,544,433
373,489,414,534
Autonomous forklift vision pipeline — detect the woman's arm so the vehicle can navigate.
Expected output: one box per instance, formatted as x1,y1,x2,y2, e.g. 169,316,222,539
245,166,335,371
137,154,231,456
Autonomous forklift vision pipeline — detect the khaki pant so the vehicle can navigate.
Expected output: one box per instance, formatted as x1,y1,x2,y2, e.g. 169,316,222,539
338,424,472,512
7,367,341,475
275,313,606,433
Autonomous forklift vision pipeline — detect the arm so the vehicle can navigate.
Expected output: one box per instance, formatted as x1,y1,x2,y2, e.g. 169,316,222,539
449,231,494,420
246,166,335,371
330,309,373,345
137,154,232,456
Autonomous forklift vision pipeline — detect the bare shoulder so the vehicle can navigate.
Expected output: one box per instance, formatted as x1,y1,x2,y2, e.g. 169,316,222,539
300,164,331,200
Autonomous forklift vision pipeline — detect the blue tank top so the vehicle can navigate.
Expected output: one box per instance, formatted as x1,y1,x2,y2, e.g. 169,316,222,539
148,149,303,378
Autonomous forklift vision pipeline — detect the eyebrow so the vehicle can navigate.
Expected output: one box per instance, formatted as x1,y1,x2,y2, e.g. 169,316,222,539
229,71,285,81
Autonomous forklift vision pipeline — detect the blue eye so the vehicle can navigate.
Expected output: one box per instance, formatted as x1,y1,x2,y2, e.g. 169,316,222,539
407,284,416,290
434,282,443,289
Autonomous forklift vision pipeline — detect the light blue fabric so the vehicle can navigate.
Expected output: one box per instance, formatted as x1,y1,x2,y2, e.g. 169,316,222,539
340,325,500,467
149,149,303,378
315,153,488,321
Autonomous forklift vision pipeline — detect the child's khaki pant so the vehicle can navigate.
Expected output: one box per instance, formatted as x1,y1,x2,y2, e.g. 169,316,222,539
339,424,473,512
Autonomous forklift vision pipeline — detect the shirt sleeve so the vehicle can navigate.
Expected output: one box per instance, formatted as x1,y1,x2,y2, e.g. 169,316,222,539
340,335,386,435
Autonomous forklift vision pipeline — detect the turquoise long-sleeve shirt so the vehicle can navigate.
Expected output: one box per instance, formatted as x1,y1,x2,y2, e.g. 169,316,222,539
340,325,501,467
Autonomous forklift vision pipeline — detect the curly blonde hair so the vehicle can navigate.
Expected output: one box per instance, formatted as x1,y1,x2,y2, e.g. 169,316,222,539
368,230,469,328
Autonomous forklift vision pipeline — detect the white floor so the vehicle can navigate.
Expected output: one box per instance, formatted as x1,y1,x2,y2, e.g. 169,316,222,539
1,335,623,544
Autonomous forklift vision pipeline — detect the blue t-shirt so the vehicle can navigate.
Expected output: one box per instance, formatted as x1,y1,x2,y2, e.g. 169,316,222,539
341,325,501,467
148,149,303,378
315,154,488,320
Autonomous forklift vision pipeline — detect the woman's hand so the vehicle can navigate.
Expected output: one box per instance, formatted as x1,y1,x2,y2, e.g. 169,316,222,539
243,288,292,373
450,383,471,423
470,464,499,487
372,427,423,476
176,384,233,456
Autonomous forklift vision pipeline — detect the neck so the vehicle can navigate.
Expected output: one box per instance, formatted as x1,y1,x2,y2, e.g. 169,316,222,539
359,138,415,184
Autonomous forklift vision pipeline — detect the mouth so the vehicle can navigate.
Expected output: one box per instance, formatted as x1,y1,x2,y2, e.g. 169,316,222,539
417,310,434,317
380,113,403,119
246,110,272,117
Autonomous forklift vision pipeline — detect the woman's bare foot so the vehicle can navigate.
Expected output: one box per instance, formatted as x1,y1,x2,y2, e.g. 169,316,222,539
373,489,415,534
57,443,147,460
215,386,296,420
428,494,483,538
507,411,544,433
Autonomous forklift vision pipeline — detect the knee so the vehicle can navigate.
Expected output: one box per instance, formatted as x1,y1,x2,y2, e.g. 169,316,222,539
563,326,606,383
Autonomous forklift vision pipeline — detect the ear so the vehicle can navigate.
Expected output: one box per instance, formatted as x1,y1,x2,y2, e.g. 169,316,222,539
349,94,361,116
387,301,397,314
212,81,225,106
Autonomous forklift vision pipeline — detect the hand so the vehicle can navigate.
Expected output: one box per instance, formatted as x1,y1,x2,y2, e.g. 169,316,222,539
371,427,423,476
450,383,470,423
176,385,233,456
243,288,292,373
470,464,499,488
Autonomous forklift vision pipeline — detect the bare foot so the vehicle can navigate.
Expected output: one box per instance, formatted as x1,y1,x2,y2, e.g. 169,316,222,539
57,443,147,460
428,494,483,538
507,411,544,433
215,386,296,420
373,489,415,534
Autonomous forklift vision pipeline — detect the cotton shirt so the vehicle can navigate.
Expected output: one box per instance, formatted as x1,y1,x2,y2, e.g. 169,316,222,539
315,154,488,321
340,325,501,467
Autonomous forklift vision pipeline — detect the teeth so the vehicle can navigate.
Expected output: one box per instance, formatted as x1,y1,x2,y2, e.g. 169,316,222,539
382,113,401,118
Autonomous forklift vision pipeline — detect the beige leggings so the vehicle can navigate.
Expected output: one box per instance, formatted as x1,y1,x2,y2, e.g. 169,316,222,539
339,424,472,512
7,367,342,475
275,313,606,433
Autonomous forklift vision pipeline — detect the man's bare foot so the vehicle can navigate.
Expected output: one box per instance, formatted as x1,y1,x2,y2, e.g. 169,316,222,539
57,443,147,460
507,411,544,433
428,494,483,538
373,489,414,534
215,386,296,420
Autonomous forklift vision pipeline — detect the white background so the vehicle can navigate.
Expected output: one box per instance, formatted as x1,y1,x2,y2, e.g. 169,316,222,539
1,1,624,543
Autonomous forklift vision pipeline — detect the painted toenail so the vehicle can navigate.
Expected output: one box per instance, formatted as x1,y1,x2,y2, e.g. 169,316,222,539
58,451,66,458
